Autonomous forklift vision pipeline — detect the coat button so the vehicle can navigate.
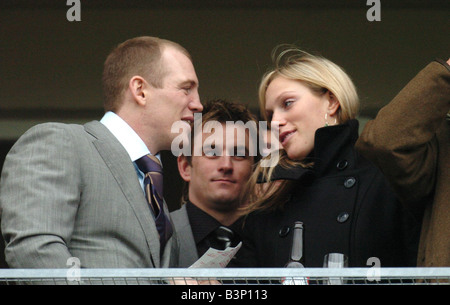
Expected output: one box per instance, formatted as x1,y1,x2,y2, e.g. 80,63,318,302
279,226,290,238
336,160,348,170
337,212,350,223
344,177,356,188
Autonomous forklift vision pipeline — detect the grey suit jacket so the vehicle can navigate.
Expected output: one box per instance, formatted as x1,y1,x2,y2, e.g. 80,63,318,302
170,205,198,267
0,121,177,268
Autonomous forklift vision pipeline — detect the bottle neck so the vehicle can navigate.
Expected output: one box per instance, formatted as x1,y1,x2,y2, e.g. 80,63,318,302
287,221,304,266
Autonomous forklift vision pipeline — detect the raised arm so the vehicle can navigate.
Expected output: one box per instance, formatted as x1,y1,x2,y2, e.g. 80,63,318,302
356,59,450,211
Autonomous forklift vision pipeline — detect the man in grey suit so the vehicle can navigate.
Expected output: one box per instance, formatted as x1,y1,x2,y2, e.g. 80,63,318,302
171,100,256,267
0,36,203,269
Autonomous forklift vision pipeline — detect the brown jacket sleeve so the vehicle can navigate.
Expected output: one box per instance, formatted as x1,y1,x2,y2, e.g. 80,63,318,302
356,60,450,211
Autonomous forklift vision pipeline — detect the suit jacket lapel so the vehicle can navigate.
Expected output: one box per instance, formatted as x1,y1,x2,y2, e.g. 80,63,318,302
171,205,198,267
84,121,161,267
161,204,178,267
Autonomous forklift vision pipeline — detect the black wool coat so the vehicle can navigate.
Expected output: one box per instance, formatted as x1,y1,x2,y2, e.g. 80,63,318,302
231,120,421,268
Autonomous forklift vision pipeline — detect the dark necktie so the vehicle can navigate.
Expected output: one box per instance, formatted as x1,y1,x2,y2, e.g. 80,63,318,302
212,226,234,250
135,154,173,253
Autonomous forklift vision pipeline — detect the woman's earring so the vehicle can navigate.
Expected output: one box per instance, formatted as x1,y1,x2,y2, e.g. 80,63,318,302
325,113,337,127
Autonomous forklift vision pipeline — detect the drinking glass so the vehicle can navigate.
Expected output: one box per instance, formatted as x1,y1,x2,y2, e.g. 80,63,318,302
323,253,348,285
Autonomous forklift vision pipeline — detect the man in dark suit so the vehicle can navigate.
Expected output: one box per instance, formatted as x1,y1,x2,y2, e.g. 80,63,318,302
0,36,203,268
170,100,256,267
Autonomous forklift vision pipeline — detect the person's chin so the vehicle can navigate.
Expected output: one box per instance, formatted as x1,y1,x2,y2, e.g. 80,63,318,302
211,193,238,205
286,148,307,161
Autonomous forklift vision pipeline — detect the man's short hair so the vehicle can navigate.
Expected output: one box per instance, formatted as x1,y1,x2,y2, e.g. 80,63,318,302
180,99,258,204
201,99,257,126
186,98,258,163
102,36,191,112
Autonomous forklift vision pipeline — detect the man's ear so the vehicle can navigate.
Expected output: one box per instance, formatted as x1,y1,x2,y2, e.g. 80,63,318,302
128,76,148,106
177,155,192,182
326,91,340,117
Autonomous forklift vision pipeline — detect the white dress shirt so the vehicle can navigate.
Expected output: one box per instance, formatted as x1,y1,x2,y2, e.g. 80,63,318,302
100,111,161,192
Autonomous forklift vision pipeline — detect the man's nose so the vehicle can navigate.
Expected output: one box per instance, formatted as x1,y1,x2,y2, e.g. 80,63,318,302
218,155,233,172
189,91,203,112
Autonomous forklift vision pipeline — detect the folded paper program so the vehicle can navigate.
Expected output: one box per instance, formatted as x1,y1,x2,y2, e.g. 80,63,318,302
189,242,242,268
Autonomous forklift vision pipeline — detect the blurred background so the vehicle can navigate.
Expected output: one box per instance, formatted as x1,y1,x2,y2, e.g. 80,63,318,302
0,0,448,223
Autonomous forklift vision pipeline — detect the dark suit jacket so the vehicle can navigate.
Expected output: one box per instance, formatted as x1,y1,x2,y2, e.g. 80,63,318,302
357,60,450,267
0,121,177,268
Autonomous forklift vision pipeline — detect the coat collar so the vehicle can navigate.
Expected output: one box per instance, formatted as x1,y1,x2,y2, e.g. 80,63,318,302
267,119,359,181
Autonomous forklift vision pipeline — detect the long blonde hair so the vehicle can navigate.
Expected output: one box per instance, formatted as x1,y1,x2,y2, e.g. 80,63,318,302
241,45,359,214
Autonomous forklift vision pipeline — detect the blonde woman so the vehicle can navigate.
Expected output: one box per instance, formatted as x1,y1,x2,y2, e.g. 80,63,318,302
231,46,421,268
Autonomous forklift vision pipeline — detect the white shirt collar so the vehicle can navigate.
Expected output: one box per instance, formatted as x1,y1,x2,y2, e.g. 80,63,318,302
100,111,160,163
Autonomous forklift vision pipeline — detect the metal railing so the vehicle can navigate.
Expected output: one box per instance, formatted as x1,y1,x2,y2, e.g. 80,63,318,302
0,268,449,285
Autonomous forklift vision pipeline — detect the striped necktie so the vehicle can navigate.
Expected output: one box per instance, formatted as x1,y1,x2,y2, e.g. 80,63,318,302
135,154,173,253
